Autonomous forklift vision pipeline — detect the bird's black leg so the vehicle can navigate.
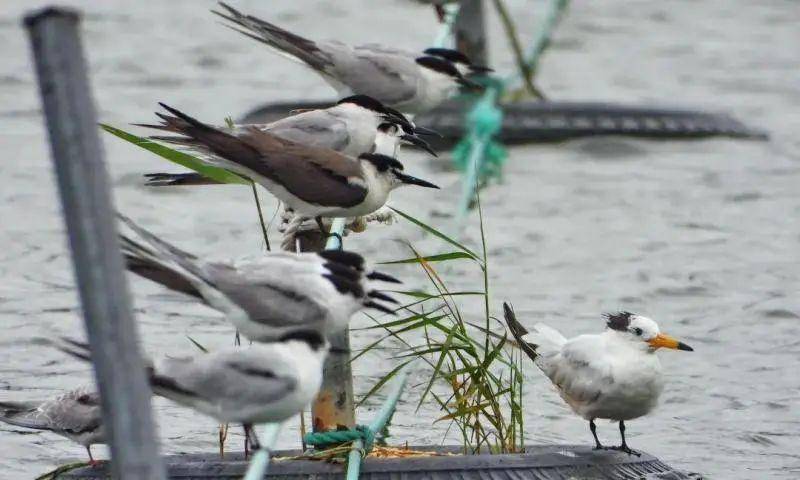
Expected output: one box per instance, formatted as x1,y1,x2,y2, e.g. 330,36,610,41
316,216,343,249
243,424,251,459
244,423,262,452
589,419,603,450
86,445,99,466
612,421,640,456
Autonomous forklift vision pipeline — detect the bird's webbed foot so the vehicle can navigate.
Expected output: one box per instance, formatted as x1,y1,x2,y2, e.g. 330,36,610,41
608,444,640,456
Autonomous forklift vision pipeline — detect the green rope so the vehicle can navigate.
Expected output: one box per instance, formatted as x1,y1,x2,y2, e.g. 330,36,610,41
301,363,410,480
304,424,376,453
453,80,507,219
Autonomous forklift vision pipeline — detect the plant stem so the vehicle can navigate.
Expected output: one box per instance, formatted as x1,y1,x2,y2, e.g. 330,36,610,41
251,182,271,251
491,0,545,99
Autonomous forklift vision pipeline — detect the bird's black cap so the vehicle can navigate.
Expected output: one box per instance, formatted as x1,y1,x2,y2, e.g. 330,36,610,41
415,55,461,78
359,153,404,172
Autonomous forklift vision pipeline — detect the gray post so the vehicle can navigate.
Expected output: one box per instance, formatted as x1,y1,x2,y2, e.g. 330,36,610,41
454,0,488,66
24,7,166,479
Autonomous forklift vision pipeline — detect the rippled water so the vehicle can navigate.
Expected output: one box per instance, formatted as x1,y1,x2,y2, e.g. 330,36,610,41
2,1,799,478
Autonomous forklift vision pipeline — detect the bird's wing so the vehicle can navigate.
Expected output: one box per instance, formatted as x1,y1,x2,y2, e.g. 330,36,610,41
0,400,52,430
265,110,351,152
212,2,334,74
326,46,420,106
203,261,329,335
152,104,369,208
545,335,614,407
236,127,369,207
153,350,298,410
0,390,100,435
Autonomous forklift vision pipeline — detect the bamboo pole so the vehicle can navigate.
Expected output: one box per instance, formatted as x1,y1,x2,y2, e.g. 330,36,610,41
24,7,166,479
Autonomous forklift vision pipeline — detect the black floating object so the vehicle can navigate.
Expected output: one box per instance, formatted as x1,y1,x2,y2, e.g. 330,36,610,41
58,445,701,479
240,98,768,151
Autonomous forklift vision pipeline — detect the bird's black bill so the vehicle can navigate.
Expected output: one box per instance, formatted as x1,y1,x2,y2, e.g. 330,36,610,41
458,77,485,91
400,134,438,157
412,126,443,138
469,65,494,74
396,172,439,189
677,342,694,352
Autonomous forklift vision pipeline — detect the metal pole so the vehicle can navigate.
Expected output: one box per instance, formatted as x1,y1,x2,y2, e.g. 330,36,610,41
454,0,488,66
24,7,166,479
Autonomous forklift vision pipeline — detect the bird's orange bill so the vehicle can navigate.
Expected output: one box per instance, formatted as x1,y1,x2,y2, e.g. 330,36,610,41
648,333,693,351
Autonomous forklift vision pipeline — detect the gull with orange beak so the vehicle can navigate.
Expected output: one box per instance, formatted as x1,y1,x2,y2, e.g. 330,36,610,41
502,304,693,455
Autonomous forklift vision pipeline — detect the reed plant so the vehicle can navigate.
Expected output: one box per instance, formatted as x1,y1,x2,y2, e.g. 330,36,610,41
356,205,526,454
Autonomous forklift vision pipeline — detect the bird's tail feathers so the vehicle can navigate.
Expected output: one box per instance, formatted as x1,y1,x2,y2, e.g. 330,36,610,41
117,214,208,299
502,302,540,362
0,402,52,431
144,172,223,187
212,2,332,72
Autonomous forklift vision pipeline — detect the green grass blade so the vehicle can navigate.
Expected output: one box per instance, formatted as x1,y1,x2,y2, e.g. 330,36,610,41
390,207,480,260
355,360,413,407
186,335,209,353
379,251,476,265
100,124,249,185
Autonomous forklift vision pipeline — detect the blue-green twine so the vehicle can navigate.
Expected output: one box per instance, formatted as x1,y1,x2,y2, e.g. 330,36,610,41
303,424,376,454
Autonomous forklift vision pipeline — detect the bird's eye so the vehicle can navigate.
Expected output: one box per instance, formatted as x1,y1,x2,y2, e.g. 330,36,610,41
633,328,643,336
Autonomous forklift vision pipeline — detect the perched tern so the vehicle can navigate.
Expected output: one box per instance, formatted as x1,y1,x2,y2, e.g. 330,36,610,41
142,97,435,187
0,387,104,464
502,304,693,455
118,214,399,342
52,334,327,454
140,104,438,227
213,2,483,114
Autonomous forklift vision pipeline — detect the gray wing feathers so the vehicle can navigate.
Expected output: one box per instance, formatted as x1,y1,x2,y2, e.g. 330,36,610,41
327,46,419,105
157,352,297,407
0,390,101,434
206,264,327,333
213,2,333,73
266,111,350,152
118,214,211,300
0,401,50,430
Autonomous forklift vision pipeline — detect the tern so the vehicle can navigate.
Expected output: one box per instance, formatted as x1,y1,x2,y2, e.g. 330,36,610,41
142,98,435,187
140,104,439,229
0,387,104,464
52,334,327,455
213,2,483,114
118,214,399,342
502,303,693,455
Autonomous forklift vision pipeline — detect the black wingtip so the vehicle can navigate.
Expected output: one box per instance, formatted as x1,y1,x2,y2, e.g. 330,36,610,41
368,290,398,304
318,250,365,271
503,302,528,336
366,271,402,284
364,301,396,315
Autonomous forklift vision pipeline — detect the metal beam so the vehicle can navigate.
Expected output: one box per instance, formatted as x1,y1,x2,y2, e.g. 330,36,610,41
24,7,166,479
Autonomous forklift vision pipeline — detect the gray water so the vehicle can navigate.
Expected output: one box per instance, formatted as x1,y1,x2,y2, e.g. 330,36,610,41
2,0,799,478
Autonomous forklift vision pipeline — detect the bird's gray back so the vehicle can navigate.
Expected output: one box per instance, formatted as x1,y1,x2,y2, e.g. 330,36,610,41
203,261,328,338
320,41,419,105
265,109,351,152
159,348,298,409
